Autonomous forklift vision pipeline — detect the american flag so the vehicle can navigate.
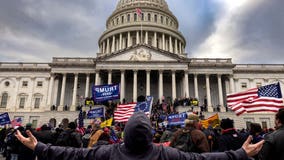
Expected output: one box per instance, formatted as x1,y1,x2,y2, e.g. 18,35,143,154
11,117,22,128
114,96,153,122
136,8,142,17
227,82,284,116
114,103,137,122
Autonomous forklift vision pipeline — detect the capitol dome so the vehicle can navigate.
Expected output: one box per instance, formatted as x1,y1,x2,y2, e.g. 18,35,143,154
98,0,186,57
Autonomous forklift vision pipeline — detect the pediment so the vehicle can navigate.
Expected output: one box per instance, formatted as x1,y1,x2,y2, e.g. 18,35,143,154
96,45,186,62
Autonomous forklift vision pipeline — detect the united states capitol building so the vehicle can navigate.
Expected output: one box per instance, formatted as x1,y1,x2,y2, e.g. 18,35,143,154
0,0,283,129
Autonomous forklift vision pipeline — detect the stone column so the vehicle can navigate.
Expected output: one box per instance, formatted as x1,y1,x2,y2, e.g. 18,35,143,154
59,73,67,111
217,75,225,112
145,31,148,45
133,70,138,102
206,74,213,112
120,70,125,103
159,70,164,101
153,32,157,47
122,37,126,49
184,71,189,97
14,77,21,111
179,41,182,54
95,70,100,85
111,35,115,53
102,41,105,54
71,73,78,111
175,38,178,54
119,33,122,50
29,77,36,110
229,75,235,93
108,70,112,84
47,73,55,107
172,70,176,101
194,74,199,99
169,36,173,53
127,32,131,47
146,70,151,96
136,31,140,44
106,38,110,53
85,73,90,98
162,33,165,50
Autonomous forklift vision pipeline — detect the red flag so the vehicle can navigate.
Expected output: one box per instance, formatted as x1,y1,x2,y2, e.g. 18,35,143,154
114,103,136,122
136,8,142,17
227,82,283,116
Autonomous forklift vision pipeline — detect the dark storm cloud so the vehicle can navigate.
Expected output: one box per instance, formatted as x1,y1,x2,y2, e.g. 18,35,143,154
0,0,283,63
167,0,225,54
0,0,116,61
232,0,284,64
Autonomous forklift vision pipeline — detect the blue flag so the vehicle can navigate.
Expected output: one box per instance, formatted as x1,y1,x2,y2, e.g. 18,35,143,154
92,84,120,102
0,112,11,125
87,107,104,119
135,96,153,115
167,112,188,126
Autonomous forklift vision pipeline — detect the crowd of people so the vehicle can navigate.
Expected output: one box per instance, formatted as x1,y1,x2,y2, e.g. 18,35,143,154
1,100,284,159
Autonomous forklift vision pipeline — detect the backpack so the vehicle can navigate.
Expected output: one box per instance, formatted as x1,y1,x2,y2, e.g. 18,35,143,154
55,130,79,147
171,130,195,152
82,133,91,148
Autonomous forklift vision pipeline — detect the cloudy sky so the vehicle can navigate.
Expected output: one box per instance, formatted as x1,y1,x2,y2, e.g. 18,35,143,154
0,0,283,64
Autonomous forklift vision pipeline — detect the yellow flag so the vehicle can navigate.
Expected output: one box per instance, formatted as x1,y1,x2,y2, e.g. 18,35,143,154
100,118,113,128
200,113,220,129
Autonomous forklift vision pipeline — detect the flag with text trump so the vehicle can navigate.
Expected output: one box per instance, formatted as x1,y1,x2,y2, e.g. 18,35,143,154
227,82,284,116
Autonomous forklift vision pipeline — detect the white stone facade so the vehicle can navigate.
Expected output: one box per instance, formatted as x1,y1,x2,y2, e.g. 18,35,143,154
0,0,283,129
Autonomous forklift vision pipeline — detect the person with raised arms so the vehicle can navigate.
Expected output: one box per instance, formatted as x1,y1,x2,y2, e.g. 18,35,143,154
15,112,263,160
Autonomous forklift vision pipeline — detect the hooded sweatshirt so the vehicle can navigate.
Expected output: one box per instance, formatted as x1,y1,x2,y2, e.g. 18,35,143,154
35,112,249,160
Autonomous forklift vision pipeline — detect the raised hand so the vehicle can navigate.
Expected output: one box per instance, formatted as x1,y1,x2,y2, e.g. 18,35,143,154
15,130,38,150
242,135,264,157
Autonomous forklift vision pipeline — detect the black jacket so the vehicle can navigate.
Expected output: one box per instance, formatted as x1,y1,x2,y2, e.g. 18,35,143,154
218,128,248,152
34,112,249,160
259,125,284,160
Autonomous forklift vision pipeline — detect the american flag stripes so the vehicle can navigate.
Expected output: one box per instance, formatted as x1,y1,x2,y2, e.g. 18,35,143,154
114,103,137,122
114,96,153,122
136,8,142,17
227,82,284,116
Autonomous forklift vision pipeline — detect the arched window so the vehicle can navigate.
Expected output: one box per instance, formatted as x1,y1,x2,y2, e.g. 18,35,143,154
121,16,124,23
127,14,130,22
141,13,144,21
134,13,137,21
18,93,28,109
0,93,8,108
33,93,43,109
154,14,157,22
161,16,163,24
148,13,151,21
